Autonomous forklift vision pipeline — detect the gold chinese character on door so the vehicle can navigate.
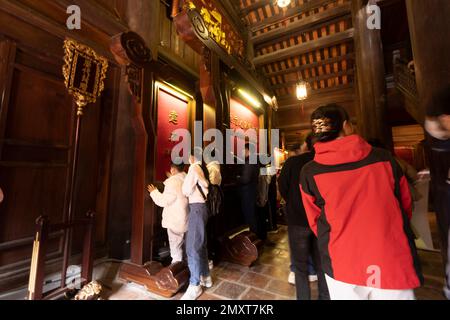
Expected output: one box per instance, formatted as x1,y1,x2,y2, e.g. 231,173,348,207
169,110,178,125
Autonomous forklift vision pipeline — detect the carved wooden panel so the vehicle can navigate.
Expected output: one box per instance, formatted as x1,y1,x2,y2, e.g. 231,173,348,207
0,38,117,290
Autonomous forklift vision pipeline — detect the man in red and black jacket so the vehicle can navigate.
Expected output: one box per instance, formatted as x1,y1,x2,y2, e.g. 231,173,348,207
300,104,423,300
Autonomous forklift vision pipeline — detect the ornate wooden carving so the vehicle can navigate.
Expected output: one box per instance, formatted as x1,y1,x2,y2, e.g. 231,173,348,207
220,231,263,267
183,0,245,59
393,57,422,123
125,65,143,103
173,1,273,101
111,32,151,103
200,47,217,108
62,39,109,115
119,261,189,298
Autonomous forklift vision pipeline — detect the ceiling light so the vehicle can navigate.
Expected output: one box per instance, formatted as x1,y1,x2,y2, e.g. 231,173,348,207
238,88,262,108
296,81,309,101
277,0,291,8
263,94,272,105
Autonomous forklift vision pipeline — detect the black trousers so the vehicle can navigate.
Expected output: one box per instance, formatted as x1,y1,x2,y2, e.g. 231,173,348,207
256,204,268,241
239,186,259,236
429,144,450,298
287,225,330,300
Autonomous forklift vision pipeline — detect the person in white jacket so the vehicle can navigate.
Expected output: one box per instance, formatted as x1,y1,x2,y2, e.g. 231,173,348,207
180,154,211,300
148,163,188,263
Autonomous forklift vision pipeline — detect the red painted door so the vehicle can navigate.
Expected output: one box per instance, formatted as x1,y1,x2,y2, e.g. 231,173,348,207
156,88,189,181
230,98,260,157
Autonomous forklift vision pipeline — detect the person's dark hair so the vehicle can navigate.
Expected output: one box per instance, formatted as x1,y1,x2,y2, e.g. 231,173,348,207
367,139,387,150
170,162,185,172
427,86,450,117
310,104,350,142
304,132,316,151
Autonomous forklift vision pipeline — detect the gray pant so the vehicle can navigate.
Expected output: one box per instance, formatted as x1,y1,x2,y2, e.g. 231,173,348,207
186,203,210,286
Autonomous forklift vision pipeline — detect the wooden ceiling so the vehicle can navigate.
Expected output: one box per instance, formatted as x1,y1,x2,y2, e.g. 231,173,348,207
235,0,356,148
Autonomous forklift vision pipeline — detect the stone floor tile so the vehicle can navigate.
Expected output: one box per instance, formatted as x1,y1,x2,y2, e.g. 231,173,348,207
212,281,247,300
240,288,278,300
265,279,296,298
239,272,271,289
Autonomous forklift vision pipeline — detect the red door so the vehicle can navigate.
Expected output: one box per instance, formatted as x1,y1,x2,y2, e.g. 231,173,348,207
155,87,189,181
230,98,260,157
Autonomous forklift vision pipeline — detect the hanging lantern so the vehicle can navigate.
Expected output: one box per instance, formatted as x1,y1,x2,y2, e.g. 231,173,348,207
296,80,308,101
277,0,291,8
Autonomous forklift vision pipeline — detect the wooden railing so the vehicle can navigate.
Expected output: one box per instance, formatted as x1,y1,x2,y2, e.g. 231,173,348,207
394,58,419,102
393,52,423,123
27,211,95,300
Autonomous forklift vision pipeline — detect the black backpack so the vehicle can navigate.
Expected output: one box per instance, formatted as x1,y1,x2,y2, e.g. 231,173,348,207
196,164,224,217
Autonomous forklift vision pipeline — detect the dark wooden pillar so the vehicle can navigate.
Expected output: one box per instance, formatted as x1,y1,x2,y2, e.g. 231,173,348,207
405,0,450,121
200,48,224,131
107,67,135,259
121,0,162,264
405,0,450,265
352,0,392,147
126,0,161,60
110,32,152,264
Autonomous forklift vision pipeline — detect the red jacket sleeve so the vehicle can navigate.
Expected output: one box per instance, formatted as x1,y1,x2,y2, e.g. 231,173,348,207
399,175,413,219
300,184,321,236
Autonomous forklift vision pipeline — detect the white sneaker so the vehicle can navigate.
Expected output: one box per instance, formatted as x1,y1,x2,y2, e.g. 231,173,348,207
180,285,203,300
288,272,295,285
200,275,213,288
309,274,318,282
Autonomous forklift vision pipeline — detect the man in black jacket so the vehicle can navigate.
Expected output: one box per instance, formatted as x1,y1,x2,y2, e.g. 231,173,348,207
424,87,450,299
278,133,329,300
237,143,261,238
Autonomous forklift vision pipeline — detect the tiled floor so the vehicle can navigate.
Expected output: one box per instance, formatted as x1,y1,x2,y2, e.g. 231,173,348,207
99,224,447,300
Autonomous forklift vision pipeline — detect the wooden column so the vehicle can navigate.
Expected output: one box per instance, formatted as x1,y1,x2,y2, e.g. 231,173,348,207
405,0,450,265
352,0,392,147
405,0,450,120
121,0,162,264
110,32,152,265
200,48,224,132
126,0,161,60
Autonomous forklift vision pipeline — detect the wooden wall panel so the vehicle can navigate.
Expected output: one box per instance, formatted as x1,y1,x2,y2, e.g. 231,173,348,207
5,69,72,145
0,44,74,270
0,0,121,287
159,2,200,72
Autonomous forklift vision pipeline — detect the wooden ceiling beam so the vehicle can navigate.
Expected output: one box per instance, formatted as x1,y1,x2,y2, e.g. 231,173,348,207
216,0,249,39
264,53,354,77
250,0,336,32
270,69,354,89
252,3,351,45
254,14,350,51
278,123,311,130
240,0,272,16
276,84,354,108
253,28,354,66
